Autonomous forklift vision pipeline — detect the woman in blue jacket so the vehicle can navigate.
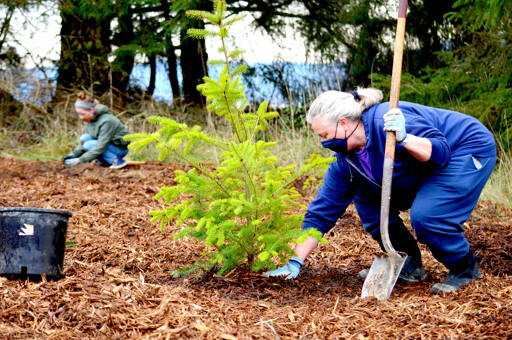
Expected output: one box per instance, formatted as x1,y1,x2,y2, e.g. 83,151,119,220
266,88,496,295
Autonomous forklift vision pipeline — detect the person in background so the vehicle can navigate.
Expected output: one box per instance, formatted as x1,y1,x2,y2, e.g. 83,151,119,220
62,91,129,169
265,88,496,295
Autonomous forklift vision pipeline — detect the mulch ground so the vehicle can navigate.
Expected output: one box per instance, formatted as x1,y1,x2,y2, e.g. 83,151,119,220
0,157,511,339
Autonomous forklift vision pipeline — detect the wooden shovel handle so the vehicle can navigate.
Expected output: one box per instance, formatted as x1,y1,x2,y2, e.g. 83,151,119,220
385,0,407,157
380,0,408,254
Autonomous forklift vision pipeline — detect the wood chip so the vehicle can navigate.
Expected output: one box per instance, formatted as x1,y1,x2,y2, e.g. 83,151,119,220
0,158,510,339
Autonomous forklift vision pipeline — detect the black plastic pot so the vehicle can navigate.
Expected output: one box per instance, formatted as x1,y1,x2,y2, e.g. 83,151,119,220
0,207,72,278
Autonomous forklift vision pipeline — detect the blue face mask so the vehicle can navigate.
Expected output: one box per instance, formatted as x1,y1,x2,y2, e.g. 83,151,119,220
321,119,361,154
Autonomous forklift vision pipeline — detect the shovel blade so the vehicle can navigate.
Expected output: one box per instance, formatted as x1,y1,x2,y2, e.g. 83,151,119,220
361,251,407,300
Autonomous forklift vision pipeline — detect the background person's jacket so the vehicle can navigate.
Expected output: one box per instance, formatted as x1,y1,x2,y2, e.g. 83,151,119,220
73,104,129,163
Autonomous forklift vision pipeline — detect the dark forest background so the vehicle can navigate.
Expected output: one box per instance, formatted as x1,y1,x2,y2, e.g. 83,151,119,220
1,0,511,147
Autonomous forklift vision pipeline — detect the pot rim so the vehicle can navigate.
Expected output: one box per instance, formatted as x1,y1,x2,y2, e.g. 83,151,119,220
0,207,72,217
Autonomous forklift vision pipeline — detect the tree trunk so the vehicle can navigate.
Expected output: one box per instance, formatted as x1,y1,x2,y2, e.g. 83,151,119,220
111,5,136,93
147,53,156,96
56,0,112,98
180,26,208,105
0,5,15,53
166,43,181,102
160,0,181,102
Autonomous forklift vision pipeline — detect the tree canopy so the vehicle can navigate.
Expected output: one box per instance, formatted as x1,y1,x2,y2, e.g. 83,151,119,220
1,0,510,147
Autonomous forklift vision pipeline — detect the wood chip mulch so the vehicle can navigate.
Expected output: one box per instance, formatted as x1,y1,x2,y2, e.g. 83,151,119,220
0,157,511,339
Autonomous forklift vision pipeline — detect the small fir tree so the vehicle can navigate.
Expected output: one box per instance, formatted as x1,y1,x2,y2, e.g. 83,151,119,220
126,0,331,276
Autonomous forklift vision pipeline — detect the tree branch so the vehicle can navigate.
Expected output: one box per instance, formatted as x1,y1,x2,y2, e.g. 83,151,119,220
0,5,15,52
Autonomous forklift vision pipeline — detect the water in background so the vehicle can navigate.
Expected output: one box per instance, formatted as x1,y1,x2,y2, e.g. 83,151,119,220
130,60,346,107
9,60,346,107
1,67,57,105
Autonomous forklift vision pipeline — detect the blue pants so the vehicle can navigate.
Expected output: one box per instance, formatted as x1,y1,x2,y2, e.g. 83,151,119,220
354,153,496,268
80,134,128,165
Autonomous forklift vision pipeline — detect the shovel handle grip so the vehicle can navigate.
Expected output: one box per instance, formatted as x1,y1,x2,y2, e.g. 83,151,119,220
390,1,408,110
380,0,408,254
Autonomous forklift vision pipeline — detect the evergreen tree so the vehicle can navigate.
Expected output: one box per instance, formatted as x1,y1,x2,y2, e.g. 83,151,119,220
55,0,209,104
226,0,460,86
57,0,113,95
126,0,329,276
172,0,212,105
371,0,512,148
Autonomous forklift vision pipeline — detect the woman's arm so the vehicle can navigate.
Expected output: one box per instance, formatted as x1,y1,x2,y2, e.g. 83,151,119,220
400,134,432,162
384,108,447,165
294,236,320,261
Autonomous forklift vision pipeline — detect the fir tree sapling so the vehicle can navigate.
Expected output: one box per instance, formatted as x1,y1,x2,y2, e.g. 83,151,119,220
125,0,332,276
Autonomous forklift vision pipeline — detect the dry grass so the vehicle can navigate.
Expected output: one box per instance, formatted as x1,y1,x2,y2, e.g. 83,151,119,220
0,72,510,207
481,145,512,208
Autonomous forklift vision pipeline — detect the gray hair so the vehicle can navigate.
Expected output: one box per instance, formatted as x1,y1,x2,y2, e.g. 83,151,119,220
306,87,383,125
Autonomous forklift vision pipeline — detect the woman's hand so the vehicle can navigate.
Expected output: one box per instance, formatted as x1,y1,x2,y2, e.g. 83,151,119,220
383,108,408,144
62,154,75,163
64,158,80,167
263,256,303,279
384,108,433,162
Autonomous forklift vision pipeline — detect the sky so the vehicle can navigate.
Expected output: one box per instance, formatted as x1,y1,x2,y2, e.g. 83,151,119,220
208,14,310,63
8,4,62,68
8,4,310,69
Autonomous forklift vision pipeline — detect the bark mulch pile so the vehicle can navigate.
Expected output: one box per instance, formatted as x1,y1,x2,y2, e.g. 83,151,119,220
0,157,510,339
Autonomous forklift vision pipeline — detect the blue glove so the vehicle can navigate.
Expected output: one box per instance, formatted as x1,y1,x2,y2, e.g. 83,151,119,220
263,256,304,279
64,158,80,167
383,108,409,144
62,153,75,163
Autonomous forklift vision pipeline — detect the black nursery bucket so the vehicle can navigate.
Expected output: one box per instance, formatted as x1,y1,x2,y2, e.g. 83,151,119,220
0,207,72,278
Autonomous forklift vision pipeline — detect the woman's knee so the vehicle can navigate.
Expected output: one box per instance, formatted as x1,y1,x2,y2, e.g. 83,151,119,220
83,139,97,151
410,206,430,242
80,134,94,143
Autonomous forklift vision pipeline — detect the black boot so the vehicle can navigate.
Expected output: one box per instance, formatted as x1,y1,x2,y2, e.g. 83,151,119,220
398,255,427,283
431,253,481,294
359,220,427,283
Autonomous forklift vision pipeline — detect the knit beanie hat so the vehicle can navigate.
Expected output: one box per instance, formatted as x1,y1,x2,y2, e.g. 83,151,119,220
75,100,96,109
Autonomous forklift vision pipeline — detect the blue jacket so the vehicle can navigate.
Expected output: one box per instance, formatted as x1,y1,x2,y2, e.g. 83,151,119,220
303,101,496,235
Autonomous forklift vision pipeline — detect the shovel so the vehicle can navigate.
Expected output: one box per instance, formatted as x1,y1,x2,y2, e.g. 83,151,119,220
361,0,409,300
